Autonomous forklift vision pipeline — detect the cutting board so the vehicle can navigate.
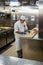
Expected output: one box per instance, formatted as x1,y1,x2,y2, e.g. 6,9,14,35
20,28,38,38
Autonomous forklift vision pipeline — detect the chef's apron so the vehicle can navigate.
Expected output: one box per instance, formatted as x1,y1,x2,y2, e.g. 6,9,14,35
15,33,22,51
15,24,24,51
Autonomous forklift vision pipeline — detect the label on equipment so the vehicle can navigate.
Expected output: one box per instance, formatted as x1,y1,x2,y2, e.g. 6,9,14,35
31,16,35,21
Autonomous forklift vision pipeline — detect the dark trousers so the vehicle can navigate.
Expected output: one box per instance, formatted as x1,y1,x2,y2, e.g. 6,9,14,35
17,49,23,58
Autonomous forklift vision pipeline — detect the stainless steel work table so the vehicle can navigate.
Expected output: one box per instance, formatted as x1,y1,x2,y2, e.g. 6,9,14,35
20,33,43,61
0,55,43,65
20,33,43,41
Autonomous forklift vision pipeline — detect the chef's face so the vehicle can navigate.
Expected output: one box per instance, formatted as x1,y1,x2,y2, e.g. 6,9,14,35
20,19,25,23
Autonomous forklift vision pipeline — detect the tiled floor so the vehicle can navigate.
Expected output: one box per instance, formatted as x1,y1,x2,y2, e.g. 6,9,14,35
0,42,17,57
0,42,43,62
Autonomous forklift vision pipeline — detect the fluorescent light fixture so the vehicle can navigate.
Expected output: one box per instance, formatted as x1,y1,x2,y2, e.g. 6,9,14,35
10,2,20,6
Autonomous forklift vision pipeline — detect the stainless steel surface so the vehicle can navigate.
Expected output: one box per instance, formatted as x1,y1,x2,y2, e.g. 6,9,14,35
20,33,43,41
0,6,39,27
39,3,43,38
20,34,43,61
0,55,43,65
6,29,14,44
0,33,6,48
0,12,11,27
0,28,14,48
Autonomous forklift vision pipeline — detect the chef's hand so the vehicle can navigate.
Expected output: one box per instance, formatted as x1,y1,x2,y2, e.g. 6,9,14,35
21,32,26,34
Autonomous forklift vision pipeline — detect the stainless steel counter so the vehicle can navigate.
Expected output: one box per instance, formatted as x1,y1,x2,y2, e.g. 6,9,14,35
0,27,13,34
0,27,14,48
20,33,43,41
20,33,43,61
0,55,43,65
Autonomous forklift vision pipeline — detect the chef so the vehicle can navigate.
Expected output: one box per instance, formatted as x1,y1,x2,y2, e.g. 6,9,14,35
14,15,28,58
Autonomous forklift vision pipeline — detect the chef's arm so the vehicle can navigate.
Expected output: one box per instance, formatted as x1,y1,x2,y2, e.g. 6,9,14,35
16,31,22,34
14,24,22,34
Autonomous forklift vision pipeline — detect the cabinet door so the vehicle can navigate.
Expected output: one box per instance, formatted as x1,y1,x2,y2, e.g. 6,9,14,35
0,33,6,48
7,29,14,44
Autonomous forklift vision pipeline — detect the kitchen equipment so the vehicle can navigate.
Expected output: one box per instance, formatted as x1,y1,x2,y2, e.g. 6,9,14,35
0,32,6,48
39,3,43,38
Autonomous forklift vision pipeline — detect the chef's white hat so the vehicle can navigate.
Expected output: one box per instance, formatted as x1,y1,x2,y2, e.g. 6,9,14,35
20,15,25,20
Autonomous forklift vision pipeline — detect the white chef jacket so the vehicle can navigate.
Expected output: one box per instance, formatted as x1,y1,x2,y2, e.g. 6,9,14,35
14,20,28,51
